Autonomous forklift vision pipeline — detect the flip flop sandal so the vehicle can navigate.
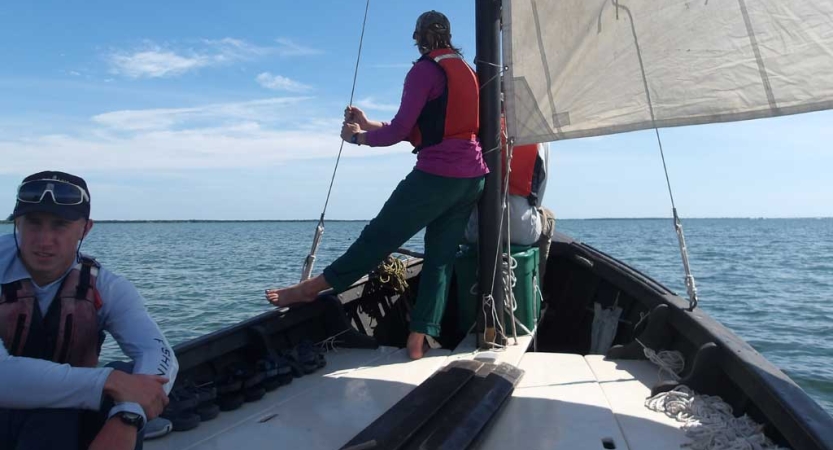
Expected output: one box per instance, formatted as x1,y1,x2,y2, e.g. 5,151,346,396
290,340,320,375
215,371,243,395
196,403,220,421
167,411,200,432
257,356,294,391
161,390,201,432
244,386,266,402
218,392,245,411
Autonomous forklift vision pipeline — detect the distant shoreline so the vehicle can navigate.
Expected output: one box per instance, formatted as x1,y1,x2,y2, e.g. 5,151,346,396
2,217,831,224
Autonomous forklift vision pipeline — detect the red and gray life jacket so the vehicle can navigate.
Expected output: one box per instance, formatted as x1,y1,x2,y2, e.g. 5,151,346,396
0,257,103,367
507,143,546,206
408,48,480,152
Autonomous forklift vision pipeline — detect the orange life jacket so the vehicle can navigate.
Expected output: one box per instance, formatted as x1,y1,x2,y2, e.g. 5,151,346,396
408,48,479,152
0,257,103,367
508,143,543,202
499,116,546,205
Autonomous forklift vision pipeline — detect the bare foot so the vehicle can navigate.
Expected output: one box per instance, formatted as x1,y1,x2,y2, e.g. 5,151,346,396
265,275,331,307
407,332,427,360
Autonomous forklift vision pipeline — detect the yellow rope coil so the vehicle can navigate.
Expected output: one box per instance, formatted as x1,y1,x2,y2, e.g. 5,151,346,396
374,255,408,294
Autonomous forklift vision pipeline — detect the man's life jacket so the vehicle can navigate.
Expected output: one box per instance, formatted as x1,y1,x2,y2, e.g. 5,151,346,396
408,48,480,152
0,257,103,367
498,115,546,206
507,143,546,206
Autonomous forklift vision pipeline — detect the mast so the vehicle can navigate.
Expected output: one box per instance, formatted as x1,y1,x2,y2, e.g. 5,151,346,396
475,0,505,348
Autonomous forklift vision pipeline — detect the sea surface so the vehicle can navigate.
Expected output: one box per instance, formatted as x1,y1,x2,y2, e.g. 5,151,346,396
2,218,831,415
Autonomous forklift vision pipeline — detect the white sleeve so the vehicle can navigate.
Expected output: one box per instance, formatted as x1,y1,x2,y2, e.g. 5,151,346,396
0,337,113,410
97,269,179,393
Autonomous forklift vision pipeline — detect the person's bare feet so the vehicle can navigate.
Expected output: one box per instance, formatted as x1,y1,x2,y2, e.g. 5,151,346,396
407,332,427,360
265,275,330,307
265,285,309,307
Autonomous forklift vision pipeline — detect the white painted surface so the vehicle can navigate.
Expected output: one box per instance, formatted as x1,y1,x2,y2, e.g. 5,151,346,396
585,355,689,450
147,339,689,450
477,352,630,450
447,333,533,368
146,346,450,450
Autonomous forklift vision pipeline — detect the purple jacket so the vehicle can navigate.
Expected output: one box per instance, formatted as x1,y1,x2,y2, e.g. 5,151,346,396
365,59,489,178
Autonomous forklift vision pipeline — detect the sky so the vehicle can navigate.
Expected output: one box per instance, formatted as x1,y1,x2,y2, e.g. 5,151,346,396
1,0,831,220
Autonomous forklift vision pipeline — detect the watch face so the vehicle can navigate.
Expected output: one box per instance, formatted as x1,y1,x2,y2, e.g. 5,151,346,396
118,412,143,427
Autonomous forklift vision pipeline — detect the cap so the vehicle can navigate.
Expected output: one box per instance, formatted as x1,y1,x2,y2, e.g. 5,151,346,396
12,171,91,221
414,10,451,36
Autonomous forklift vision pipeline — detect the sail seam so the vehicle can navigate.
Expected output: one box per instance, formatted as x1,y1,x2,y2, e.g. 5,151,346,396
737,0,778,111
530,0,566,138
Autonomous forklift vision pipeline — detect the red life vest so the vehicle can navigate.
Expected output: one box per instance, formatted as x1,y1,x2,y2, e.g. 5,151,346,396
408,48,479,151
499,115,546,205
508,143,542,200
0,257,103,367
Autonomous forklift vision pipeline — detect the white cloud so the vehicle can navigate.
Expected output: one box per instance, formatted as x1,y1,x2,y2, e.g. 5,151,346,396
355,97,399,112
274,38,323,57
255,73,312,92
0,98,410,174
108,38,322,79
92,97,312,131
109,47,210,78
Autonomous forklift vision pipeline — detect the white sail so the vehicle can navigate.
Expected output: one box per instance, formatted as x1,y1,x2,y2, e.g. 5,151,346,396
503,0,833,145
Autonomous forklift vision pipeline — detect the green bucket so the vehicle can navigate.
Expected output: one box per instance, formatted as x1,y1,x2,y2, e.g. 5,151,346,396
454,244,541,335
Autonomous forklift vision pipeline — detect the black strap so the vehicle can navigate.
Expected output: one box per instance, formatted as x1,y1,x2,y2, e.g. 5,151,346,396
0,281,21,303
74,257,97,300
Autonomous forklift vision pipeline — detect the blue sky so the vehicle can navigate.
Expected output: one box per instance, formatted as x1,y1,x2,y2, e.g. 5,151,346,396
1,1,831,220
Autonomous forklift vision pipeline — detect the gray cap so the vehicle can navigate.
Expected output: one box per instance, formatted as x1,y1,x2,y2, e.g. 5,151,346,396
414,10,450,36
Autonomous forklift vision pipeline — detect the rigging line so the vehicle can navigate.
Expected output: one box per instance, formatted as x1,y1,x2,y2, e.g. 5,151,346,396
300,0,371,282
483,128,515,346
613,0,698,310
321,0,372,220
654,129,676,210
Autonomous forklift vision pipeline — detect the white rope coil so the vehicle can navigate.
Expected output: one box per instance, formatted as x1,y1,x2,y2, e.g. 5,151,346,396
637,339,686,382
639,344,790,449
645,386,789,450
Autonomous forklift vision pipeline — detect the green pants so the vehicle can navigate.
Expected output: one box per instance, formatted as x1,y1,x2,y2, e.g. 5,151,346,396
324,169,485,337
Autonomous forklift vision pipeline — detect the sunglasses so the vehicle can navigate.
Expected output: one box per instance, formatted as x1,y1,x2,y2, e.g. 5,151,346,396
17,179,90,206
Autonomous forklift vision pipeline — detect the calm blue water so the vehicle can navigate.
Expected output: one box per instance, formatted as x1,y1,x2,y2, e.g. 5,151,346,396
2,219,831,415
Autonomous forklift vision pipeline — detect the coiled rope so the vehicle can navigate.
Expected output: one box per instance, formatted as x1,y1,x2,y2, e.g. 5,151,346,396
639,341,789,449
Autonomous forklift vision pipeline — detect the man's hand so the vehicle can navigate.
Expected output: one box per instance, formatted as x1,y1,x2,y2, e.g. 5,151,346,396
88,417,138,450
103,371,169,419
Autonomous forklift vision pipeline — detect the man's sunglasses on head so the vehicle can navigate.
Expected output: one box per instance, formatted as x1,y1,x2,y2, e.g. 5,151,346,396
17,179,90,205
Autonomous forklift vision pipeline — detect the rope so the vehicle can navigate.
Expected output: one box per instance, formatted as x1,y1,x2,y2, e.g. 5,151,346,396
300,0,371,281
315,328,352,354
371,255,408,295
635,338,686,382
480,121,517,348
473,59,507,93
645,386,789,450
608,0,699,311
321,0,371,219
637,342,789,450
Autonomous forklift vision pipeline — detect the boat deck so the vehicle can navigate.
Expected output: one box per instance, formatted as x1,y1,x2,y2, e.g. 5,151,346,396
146,335,687,449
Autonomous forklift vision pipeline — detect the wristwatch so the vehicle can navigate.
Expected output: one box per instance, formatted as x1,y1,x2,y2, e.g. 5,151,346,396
116,411,144,429
350,133,360,145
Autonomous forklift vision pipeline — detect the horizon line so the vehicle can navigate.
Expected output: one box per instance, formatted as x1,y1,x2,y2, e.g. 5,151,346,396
3,216,832,224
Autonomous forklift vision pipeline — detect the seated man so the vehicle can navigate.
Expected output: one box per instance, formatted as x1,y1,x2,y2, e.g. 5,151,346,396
465,142,556,278
0,171,179,450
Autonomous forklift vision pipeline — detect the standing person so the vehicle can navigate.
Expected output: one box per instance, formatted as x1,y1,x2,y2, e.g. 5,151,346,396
266,10,488,360
0,171,179,450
